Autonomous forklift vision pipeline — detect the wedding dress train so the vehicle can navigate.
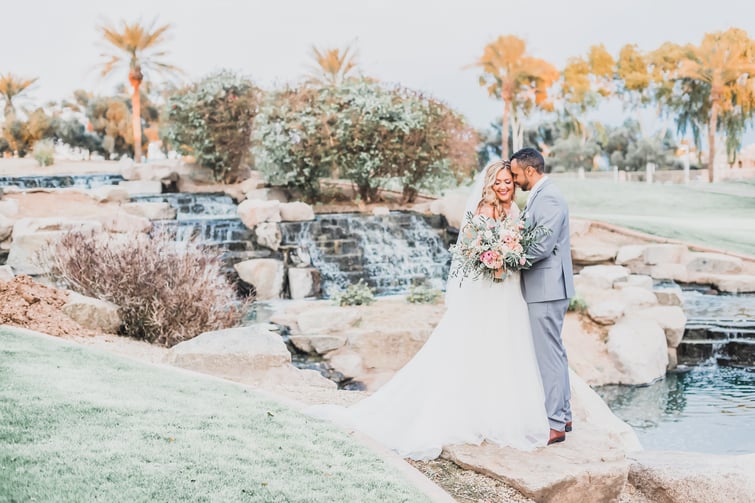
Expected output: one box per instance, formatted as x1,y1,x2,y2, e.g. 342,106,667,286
307,271,550,461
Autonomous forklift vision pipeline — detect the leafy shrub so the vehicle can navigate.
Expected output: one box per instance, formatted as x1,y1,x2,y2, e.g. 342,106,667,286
167,70,261,182
46,229,249,347
330,279,375,306
252,79,477,204
252,86,334,202
568,295,588,313
32,139,55,166
406,283,442,304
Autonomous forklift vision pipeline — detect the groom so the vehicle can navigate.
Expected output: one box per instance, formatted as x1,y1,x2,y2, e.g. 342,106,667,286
509,147,575,446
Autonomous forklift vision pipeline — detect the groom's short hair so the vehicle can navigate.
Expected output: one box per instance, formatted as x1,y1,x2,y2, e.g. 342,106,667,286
511,148,545,174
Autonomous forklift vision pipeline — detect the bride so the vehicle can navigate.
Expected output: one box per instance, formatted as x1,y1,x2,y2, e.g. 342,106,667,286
307,160,549,461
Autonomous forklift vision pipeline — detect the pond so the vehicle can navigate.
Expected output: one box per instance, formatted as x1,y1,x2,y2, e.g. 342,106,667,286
596,288,755,454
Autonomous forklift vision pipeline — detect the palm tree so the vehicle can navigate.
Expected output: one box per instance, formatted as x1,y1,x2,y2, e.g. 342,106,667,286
306,43,359,86
0,73,38,122
653,29,755,182
97,18,180,162
472,35,559,158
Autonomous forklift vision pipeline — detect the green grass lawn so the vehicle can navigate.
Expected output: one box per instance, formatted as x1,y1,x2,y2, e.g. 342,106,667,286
550,177,755,257
0,327,430,503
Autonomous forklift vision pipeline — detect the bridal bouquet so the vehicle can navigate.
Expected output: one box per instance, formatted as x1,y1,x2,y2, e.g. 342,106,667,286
449,211,550,282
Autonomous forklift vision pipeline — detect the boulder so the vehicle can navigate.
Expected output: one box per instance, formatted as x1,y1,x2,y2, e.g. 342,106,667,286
0,213,13,241
615,286,658,309
62,291,121,333
7,218,103,275
288,334,347,355
244,188,272,201
429,192,467,229
346,328,432,372
578,265,630,290
587,301,625,325
442,373,638,503
122,202,177,220
632,306,687,348
650,263,689,283
628,451,755,503
87,186,130,203
0,199,19,218
615,244,647,271
643,244,688,265
295,306,362,334
164,325,291,380
0,265,14,282
571,245,617,265
712,274,755,294
684,252,743,275
569,219,592,238
288,267,321,299
240,174,266,193
100,213,152,234
326,348,366,379
614,274,653,291
237,199,281,229
234,258,285,300
607,317,668,385
254,222,282,251
654,285,684,306
280,202,315,222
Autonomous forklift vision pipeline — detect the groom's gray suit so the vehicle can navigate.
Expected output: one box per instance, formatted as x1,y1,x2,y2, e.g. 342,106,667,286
521,177,575,431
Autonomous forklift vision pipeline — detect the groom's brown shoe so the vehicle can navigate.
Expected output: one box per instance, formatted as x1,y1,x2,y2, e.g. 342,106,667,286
565,421,573,433
547,429,566,445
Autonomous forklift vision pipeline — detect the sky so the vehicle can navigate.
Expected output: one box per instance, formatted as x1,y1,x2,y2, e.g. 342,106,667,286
3,0,755,139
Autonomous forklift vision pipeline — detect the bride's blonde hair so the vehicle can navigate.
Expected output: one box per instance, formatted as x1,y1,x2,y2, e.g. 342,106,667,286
476,160,513,217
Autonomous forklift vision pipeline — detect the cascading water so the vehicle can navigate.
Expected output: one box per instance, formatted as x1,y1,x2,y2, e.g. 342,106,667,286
280,212,451,296
131,193,238,220
0,174,124,189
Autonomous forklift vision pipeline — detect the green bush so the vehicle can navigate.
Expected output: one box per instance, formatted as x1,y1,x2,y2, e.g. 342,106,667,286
32,139,55,166
252,86,334,202
330,279,375,306
252,79,477,204
568,295,588,313
167,70,261,182
46,230,249,347
406,283,442,304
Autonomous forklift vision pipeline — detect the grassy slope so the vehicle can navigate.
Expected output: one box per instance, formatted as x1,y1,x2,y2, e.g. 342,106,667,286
0,327,430,503
553,178,755,256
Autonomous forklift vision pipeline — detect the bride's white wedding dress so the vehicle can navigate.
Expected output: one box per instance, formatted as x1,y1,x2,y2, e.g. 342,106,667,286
307,205,549,461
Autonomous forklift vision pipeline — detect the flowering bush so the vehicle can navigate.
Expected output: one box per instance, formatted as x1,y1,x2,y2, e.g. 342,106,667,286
449,212,550,282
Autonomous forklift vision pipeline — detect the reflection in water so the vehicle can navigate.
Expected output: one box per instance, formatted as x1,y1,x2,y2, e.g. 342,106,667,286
596,365,755,454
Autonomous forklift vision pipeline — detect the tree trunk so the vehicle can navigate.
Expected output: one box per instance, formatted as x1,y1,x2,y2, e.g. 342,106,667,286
707,101,718,183
501,99,511,159
131,82,142,163
511,112,524,153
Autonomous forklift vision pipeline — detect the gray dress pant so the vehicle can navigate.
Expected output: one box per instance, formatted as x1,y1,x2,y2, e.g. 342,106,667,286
527,299,572,431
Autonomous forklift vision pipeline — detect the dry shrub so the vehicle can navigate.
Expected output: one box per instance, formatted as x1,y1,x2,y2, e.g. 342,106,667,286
47,229,250,347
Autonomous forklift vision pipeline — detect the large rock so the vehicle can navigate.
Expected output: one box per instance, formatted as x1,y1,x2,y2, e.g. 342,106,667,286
100,213,152,234
62,291,121,333
712,274,755,294
628,451,755,503
650,263,689,283
234,258,285,300
428,192,467,229
0,198,19,217
578,265,630,289
288,334,347,355
237,199,281,229
632,306,687,348
615,286,659,309
0,213,13,241
684,252,743,275
654,284,684,306
643,244,688,265
87,186,130,203
571,245,617,265
615,244,647,268
164,325,291,379
295,306,362,333
0,265,14,282
326,348,366,379
279,202,315,222
7,218,103,275
607,317,668,385
254,222,282,251
614,274,653,291
587,301,625,325
122,202,177,220
346,328,432,372
287,267,321,299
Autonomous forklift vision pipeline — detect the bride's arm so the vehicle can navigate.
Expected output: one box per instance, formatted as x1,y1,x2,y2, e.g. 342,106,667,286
476,203,495,218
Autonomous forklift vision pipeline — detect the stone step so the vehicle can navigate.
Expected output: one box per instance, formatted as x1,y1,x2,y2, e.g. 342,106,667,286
677,339,755,366
683,324,755,341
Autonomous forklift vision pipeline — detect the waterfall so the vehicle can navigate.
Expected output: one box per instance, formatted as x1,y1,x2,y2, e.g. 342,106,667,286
131,193,238,220
281,212,451,296
0,174,124,189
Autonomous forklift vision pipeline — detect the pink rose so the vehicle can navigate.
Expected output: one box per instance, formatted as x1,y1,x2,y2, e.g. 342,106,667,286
519,257,527,266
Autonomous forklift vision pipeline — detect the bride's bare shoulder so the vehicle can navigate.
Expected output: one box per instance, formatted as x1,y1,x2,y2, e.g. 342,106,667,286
476,203,495,219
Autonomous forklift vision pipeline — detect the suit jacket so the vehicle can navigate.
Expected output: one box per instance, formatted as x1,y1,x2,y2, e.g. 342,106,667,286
520,178,575,303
